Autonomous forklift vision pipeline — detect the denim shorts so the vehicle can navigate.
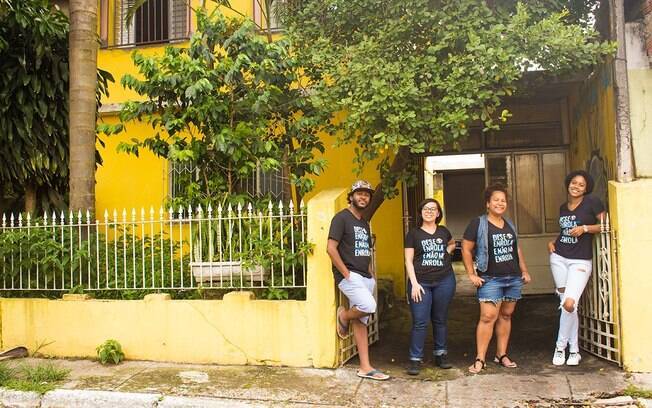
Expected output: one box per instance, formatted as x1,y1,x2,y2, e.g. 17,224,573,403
477,275,523,304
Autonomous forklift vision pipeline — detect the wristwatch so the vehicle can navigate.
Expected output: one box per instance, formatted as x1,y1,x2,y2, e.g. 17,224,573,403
582,225,588,233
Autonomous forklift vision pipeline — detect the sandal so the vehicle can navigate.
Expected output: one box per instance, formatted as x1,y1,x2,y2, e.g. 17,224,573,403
494,354,517,368
336,306,349,339
357,369,390,381
468,358,485,374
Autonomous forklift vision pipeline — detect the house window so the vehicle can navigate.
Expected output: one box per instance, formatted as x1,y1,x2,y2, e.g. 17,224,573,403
168,161,288,202
168,161,199,200
253,0,284,32
113,0,189,47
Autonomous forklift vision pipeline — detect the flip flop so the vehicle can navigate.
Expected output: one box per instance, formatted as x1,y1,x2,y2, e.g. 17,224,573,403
336,306,349,339
356,369,390,381
494,354,517,368
468,358,485,374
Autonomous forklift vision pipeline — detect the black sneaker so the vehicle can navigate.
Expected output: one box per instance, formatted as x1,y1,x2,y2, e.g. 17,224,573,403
435,354,453,369
406,360,421,376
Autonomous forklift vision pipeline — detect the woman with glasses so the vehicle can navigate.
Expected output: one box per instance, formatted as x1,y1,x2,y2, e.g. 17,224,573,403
404,198,456,375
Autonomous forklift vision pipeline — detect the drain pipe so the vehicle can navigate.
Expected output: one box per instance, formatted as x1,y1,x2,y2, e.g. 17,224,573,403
611,0,636,182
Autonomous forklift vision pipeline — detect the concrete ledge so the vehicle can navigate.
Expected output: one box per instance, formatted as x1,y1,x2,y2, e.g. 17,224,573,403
223,291,255,302
41,389,161,408
62,294,93,301
0,388,40,408
143,293,171,302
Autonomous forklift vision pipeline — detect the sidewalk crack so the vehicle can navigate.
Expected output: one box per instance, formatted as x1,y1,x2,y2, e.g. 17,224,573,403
114,366,150,390
566,375,574,401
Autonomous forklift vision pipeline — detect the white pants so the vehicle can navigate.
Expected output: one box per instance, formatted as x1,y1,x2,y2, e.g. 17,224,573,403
550,252,592,353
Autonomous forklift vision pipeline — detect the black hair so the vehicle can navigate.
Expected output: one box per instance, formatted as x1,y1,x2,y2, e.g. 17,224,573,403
416,198,444,226
484,183,509,204
347,189,372,204
564,170,594,195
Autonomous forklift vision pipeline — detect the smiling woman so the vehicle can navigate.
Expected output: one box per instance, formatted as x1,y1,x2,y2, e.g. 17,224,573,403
548,170,605,367
404,198,456,375
461,184,531,374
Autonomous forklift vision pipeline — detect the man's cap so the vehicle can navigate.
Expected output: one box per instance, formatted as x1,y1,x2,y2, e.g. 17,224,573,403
349,180,374,196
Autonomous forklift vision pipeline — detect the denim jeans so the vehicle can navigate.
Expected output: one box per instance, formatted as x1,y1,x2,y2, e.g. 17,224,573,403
408,272,456,361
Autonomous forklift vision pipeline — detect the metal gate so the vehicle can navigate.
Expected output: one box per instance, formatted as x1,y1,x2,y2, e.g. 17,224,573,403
579,214,622,365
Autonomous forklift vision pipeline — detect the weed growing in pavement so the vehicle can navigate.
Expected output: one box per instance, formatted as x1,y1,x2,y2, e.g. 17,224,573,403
0,362,70,394
622,384,652,399
0,363,15,384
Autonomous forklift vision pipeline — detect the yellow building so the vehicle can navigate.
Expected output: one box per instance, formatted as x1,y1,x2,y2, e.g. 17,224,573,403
92,0,652,371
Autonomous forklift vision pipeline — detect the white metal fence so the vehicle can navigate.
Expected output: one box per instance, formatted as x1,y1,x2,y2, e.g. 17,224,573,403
0,201,308,293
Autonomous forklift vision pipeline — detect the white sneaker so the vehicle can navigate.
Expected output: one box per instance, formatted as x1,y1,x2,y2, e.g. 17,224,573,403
566,352,581,366
552,348,566,366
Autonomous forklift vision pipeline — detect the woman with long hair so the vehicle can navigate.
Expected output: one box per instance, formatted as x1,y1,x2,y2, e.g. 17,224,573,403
404,198,456,375
462,184,531,374
549,170,605,366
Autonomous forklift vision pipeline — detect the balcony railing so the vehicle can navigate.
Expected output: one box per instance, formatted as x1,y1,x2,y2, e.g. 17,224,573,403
112,0,190,47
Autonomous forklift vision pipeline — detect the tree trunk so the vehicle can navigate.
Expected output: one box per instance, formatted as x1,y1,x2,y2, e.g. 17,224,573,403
362,146,411,222
68,0,98,212
24,184,37,215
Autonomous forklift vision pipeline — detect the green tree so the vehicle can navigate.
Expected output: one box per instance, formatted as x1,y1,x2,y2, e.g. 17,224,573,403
0,0,70,213
99,8,325,208
0,0,113,215
282,0,614,219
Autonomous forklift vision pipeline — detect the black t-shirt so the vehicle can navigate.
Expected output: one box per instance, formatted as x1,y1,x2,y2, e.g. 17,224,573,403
404,226,454,284
463,217,521,277
554,195,605,260
328,209,373,284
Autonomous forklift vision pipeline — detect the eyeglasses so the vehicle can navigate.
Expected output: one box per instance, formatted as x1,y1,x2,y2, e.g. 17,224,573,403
422,207,438,213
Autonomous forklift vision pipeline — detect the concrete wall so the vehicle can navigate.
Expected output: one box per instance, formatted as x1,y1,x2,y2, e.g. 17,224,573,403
609,180,652,372
0,294,311,366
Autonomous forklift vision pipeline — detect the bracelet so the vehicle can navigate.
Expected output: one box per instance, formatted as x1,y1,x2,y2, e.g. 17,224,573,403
582,225,588,233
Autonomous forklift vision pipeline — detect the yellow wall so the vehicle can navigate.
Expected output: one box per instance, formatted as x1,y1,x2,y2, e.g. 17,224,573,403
568,62,617,203
609,179,652,371
1,293,311,366
628,69,652,178
96,115,168,215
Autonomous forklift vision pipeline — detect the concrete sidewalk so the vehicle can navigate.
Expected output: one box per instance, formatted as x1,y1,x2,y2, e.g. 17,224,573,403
0,357,648,407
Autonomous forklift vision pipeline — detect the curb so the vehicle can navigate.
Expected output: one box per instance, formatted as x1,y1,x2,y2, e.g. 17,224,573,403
41,389,162,408
0,388,272,408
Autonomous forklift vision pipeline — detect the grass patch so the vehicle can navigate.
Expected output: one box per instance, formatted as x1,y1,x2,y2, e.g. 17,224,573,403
0,362,70,394
622,384,652,399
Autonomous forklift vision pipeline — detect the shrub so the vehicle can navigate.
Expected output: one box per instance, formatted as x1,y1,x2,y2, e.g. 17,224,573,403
96,339,125,365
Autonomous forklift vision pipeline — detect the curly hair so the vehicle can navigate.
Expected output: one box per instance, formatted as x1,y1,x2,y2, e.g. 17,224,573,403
564,170,594,195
